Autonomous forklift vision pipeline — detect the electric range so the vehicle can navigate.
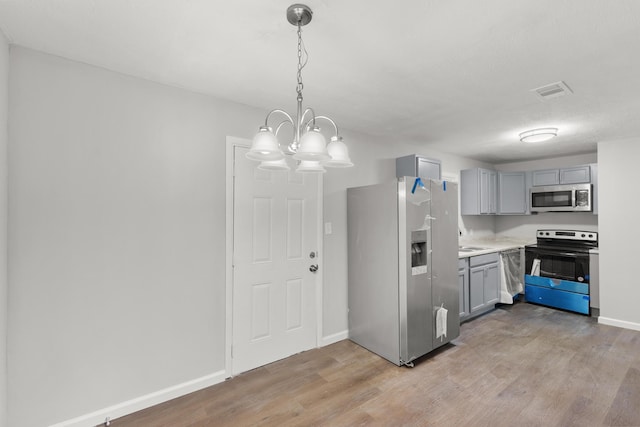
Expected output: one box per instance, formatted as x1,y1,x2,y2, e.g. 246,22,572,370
524,229,598,315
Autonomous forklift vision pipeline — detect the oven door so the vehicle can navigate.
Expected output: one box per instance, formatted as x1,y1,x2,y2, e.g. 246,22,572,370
525,247,589,284
524,246,591,314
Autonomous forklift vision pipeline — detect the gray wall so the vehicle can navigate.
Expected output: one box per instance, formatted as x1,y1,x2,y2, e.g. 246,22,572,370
598,139,640,327
0,29,9,427
6,47,493,425
7,47,267,427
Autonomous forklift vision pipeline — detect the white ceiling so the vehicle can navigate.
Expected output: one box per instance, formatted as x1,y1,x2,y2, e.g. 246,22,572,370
1,0,638,163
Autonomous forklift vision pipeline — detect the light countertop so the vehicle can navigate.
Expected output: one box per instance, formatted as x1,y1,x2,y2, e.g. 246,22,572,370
458,237,535,258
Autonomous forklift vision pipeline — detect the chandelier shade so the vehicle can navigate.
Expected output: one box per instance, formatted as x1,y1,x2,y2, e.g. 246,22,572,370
325,136,353,167
293,127,330,161
258,158,290,171
296,160,326,173
246,127,284,161
245,4,353,173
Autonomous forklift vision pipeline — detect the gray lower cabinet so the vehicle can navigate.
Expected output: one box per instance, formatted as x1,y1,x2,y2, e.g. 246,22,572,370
458,259,469,319
468,253,500,316
460,252,500,322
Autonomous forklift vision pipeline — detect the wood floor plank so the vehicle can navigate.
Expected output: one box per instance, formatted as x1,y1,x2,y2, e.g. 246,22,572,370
111,303,640,427
557,395,606,427
603,367,640,426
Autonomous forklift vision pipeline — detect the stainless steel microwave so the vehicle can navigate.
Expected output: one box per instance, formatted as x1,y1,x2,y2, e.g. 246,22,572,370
530,183,592,212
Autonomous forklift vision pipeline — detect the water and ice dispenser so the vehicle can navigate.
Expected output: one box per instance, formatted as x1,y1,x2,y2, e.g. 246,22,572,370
411,230,427,276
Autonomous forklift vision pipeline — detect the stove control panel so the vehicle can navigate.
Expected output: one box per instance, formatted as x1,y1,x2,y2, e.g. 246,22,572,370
537,229,598,242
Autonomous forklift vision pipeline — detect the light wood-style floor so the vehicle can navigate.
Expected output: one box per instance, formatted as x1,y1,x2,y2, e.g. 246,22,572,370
112,302,640,426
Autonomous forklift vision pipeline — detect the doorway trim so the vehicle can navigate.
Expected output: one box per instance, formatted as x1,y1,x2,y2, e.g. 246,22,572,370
225,136,324,378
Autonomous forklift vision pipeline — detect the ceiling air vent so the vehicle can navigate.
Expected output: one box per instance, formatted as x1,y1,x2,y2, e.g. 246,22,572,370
531,81,573,100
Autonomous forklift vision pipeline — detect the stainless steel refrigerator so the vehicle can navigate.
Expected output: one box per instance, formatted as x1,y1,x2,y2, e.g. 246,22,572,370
347,177,459,366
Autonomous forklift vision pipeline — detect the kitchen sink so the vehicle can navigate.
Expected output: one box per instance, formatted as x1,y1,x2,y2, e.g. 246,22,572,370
458,246,489,252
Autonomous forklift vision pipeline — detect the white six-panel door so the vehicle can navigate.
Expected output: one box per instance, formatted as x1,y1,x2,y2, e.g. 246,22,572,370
231,145,318,375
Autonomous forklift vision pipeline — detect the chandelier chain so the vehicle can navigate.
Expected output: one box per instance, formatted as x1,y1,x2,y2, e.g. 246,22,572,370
296,23,308,99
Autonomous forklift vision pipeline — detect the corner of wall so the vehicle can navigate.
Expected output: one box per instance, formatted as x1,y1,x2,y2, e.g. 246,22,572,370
0,26,10,427
597,139,640,327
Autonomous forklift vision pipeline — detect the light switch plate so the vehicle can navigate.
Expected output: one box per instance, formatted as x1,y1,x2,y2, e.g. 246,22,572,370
324,222,332,235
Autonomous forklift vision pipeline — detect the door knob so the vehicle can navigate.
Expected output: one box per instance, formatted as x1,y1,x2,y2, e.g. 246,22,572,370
309,264,318,273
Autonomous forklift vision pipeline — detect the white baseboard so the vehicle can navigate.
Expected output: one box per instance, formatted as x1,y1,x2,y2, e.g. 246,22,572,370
49,370,227,427
50,332,350,427
321,330,348,347
598,316,640,332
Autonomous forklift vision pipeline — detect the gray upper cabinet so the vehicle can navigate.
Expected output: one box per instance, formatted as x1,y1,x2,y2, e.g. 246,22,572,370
560,165,591,184
461,168,496,215
396,154,441,180
532,165,591,186
480,169,497,214
497,171,528,215
462,163,597,216
417,157,441,180
532,169,560,186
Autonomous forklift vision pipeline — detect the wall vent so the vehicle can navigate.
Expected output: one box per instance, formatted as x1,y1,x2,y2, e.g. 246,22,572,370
531,81,573,100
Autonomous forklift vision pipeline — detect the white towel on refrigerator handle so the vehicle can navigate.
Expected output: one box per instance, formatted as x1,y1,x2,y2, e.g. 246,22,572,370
436,305,448,341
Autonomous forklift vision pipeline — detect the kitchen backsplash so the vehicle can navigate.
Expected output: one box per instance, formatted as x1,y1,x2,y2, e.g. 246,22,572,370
494,212,598,239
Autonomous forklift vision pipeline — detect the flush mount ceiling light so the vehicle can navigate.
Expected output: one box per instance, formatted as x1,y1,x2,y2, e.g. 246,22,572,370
246,4,353,172
519,128,558,143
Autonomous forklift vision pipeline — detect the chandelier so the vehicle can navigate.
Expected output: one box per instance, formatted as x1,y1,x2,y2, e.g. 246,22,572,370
245,4,353,173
